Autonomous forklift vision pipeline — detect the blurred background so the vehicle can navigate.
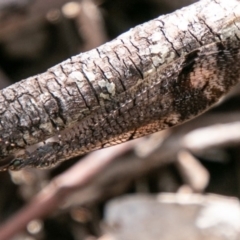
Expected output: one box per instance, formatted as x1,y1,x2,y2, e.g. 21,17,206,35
0,0,240,240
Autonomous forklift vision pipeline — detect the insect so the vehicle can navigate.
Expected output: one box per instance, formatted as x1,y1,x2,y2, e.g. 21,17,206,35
1,0,240,171
8,142,62,170
5,38,240,170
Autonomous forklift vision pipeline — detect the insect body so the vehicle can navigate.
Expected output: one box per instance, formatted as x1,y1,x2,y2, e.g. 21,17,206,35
1,0,240,170
7,38,240,170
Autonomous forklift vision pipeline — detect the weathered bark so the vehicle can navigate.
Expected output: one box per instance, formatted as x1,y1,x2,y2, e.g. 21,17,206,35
1,0,240,170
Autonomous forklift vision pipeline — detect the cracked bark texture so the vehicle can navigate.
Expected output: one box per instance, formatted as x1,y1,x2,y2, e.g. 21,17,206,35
1,0,240,170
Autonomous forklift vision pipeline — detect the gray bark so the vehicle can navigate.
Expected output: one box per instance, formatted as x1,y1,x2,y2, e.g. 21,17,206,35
1,0,240,170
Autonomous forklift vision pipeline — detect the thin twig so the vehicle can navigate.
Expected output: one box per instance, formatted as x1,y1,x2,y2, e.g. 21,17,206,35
0,141,135,240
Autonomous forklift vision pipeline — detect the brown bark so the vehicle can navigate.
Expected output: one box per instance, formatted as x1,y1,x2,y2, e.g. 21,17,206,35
1,0,240,170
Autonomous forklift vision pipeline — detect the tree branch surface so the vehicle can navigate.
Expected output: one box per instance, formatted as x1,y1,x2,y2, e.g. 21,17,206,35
1,0,240,170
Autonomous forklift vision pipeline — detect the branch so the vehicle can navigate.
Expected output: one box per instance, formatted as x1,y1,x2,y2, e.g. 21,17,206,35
1,110,240,239
1,0,240,170
0,141,136,240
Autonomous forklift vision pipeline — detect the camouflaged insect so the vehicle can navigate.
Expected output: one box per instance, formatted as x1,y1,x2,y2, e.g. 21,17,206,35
1,0,240,170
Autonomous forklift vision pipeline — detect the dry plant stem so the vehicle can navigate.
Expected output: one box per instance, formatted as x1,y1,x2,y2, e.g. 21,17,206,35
1,0,240,170
176,150,209,192
78,0,108,50
0,142,135,240
183,121,240,151
0,112,239,239
62,0,107,51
